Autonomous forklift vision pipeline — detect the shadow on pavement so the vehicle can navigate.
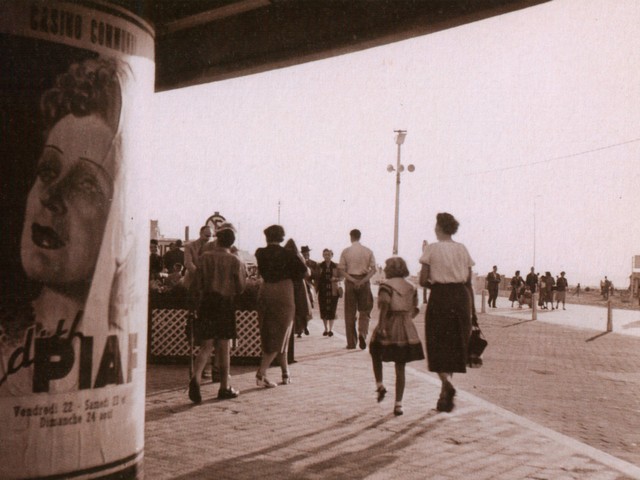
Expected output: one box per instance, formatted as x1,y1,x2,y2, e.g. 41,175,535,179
166,412,442,480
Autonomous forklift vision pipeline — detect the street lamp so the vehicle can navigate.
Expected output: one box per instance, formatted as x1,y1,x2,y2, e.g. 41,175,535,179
533,194,542,268
387,130,414,255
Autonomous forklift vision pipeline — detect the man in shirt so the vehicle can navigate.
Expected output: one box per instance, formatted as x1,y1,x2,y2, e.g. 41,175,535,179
149,239,164,278
184,226,213,292
525,267,538,295
486,265,501,308
555,271,568,310
338,229,376,350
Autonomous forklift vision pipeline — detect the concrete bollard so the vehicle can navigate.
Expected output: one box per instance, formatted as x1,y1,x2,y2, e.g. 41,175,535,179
481,289,487,313
532,293,537,320
607,300,613,332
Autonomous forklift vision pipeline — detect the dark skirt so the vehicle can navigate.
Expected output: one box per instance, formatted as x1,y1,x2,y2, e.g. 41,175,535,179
318,288,338,320
425,283,472,373
196,291,237,340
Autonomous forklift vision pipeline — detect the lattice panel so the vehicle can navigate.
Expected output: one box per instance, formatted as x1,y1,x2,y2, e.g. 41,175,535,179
150,309,261,359
233,310,262,357
151,309,191,357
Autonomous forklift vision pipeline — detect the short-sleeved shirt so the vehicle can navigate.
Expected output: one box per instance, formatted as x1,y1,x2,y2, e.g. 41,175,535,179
338,242,376,276
419,241,474,284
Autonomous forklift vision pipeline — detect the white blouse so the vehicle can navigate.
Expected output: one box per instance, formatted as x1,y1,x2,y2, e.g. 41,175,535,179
419,241,474,284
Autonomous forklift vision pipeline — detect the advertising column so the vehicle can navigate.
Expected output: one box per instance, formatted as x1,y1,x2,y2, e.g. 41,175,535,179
0,2,154,478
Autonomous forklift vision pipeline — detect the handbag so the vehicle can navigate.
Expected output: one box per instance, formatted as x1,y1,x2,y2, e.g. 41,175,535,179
467,325,487,368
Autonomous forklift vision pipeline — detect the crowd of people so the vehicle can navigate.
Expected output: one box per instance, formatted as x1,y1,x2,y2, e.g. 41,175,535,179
156,212,477,416
486,267,571,310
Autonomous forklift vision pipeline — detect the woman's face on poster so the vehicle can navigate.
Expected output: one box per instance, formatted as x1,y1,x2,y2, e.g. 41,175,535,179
21,114,114,286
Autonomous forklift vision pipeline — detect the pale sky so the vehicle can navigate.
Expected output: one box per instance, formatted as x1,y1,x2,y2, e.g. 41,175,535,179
149,0,640,288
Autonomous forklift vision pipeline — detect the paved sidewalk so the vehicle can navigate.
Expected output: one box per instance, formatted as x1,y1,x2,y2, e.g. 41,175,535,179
144,318,640,479
475,294,640,337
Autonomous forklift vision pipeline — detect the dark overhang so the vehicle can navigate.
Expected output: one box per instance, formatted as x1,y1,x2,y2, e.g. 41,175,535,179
127,0,549,92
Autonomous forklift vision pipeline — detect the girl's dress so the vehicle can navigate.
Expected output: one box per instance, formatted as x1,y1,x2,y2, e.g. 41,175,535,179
369,278,425,363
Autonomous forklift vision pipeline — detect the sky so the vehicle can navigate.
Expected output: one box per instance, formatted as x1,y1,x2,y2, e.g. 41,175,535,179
148,0,640,288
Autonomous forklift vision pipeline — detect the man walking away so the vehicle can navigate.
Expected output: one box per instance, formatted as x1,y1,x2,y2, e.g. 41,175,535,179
338,229,376,350
486,265,501,308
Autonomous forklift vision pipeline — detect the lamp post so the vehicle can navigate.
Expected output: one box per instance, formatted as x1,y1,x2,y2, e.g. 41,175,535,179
533,194,542,268
387,130,414,255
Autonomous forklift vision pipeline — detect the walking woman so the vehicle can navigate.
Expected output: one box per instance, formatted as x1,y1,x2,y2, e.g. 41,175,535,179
419,213,475,412
255,225,308,387
317,248,340,336
370,257,424,416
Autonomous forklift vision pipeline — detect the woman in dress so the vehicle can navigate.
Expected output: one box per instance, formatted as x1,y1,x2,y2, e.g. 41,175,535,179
419,213,475,412
1,57,125,395
369,257,424,416
317,249,340,337
284,239,312,339
254,225,307,387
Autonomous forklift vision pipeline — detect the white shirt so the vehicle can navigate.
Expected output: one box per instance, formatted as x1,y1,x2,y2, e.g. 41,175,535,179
419,240,474,284
338,242,375,276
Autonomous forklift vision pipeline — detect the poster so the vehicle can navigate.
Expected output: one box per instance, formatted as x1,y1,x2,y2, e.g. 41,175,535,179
0,1,154,478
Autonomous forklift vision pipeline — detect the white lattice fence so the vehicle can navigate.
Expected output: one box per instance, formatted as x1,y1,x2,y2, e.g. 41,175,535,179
233,310,262,357
150,309,261,360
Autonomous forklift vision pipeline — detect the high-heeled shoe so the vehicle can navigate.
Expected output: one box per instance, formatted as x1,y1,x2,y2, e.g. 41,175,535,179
281,372,291,385
376,385,387,403
188,378,202,404
256,372,277,388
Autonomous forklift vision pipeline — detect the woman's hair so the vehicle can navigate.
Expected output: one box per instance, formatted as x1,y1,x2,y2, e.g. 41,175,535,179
264,224,285,243
436,212,459,235
40,58,122,137
385,256,410,278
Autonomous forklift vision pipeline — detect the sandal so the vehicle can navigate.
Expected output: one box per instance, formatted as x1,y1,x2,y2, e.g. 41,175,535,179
256,372,277,388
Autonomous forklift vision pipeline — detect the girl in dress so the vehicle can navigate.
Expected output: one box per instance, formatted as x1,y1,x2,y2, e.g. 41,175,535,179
369,257,424,416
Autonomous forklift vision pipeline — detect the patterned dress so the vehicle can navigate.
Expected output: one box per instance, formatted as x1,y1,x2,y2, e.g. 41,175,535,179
369,278,425,363
317,261,339,320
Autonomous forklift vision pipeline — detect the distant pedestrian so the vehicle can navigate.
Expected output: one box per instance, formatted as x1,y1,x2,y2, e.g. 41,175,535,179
544,272,555,310
370,257,424,416
254,225,307,388
338,229,376,350
525,267,538,294
509,271,524,308
149,239,164,278
538,274,547,308
419,212,475,413
317,248,340,337
574,283,581,297
486,265,501,308
555,271,568,310
285,240,313,339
